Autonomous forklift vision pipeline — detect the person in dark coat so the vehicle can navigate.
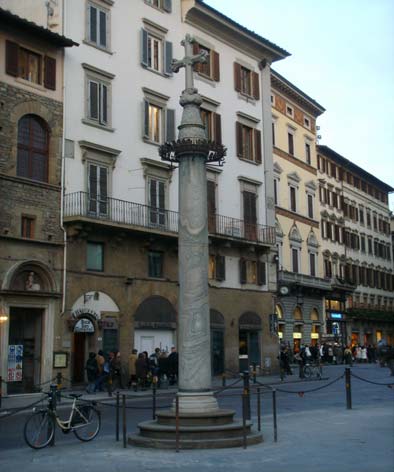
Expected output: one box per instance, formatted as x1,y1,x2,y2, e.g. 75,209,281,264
167,347,178,386
136,353,149,390
86,352,98,393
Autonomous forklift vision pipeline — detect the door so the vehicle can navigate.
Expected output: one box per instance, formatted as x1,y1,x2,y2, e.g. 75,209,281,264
239,330,260,369
149,178,165,226
211,330,224,375
243,190,257,240
88,163,108,216
8,308,43,394
207,180,216,233
73,333,86,383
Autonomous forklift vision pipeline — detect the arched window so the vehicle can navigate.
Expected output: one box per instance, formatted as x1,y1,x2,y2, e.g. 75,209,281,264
275,304,283,319
17,114,49,182
293,306,303,320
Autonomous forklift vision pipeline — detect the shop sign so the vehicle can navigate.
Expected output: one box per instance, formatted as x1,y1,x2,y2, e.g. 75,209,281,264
329,312,343,320
311,333,319,339
7,345,23,382
74,318,95,333
71,308,100,320
293,332,302,339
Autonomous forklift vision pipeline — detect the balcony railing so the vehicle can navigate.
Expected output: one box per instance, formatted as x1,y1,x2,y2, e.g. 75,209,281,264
64,192,276,245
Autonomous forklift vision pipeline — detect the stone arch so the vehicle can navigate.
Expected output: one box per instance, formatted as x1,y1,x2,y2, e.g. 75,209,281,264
239,311,262,329
310,308,319,321
134,296,177,329
210,309,225,329
293,306,303,320
275,304,284,319
3,260,57,292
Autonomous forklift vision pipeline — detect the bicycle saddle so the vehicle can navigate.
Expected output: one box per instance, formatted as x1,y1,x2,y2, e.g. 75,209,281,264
69,393,83,398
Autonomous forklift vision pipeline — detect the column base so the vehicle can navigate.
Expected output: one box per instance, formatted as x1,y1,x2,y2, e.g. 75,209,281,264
173,390,219,414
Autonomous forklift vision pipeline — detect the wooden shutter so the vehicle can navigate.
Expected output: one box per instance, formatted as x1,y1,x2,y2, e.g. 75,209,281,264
254,129,262,164
257,261,266,285
239,258,247,284
99,10,107,47
88,164,98,213
158,180,165,225
99,166,108,215
101,83,108,124
143,99,149,138
164,41,173,76
6,40,19,77
212,51,220,81
141,28,149,67
193,43,201,73
292,248,298,273
214,113,222,145
44,56,56,90
236,121,243,157
234,62,241,92
163,0,172,12
252,71,260,100
166,108,175,142
89,81,99,119
89,5,97,43
215,255,225,281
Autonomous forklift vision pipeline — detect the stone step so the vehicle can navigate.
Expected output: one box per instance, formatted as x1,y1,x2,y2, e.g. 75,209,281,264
136,419,254,440
128,430,263,449
156,408,236,426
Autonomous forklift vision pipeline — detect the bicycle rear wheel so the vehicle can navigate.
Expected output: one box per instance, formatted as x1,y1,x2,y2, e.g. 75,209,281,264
73,406,101,441
24,410,55,449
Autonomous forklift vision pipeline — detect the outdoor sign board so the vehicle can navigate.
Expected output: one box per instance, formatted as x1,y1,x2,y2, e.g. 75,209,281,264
7,344,23,382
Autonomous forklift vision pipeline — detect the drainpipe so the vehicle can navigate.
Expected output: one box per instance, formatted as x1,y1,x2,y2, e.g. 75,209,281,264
60,0,67,317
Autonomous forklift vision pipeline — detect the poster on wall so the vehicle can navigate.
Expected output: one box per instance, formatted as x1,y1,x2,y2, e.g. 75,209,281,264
7,345,23,382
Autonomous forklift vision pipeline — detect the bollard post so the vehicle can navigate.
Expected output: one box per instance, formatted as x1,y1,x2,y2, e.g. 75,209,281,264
0,376,2,409
257,387,261,432
122,394,127,448
152,378,157,420
49,384,57,446
242,371,251,420
108,374,113,397
242,392,247,449
56,372,62,404
345,367,352,410
175,395,180,453
222,373,226,387
272,388,277,442
116,391,120,441
252,363,257,384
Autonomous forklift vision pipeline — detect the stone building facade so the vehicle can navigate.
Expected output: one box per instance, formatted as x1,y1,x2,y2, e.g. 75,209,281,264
0,8,76,393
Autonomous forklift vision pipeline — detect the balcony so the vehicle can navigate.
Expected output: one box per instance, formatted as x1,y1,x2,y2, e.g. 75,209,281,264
278,270,332,293
64,192,276,246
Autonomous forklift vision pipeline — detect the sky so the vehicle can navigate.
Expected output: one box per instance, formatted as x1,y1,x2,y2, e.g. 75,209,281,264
205,0,394,210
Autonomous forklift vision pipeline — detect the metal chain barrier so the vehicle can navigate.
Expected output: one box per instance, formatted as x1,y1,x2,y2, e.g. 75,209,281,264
0,395,46,420
271,373,345,395
350,371,394,387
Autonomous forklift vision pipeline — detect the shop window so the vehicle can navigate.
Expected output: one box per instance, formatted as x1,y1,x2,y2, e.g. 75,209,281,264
21,216,35,239
87,242,104,272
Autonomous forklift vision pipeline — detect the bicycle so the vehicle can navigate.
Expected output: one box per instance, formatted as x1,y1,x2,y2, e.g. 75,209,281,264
24,388,101,449
303,363,322,380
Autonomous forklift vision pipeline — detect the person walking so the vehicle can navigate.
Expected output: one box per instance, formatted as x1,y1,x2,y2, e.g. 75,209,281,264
344,346,353,366
85,352,98,394
136,352,149,390
94,350,106,392
128,349,138,390
168,346,178,386
111,351,124,389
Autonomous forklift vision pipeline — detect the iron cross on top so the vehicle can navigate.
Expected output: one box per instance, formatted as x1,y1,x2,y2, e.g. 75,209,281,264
171,34,208,90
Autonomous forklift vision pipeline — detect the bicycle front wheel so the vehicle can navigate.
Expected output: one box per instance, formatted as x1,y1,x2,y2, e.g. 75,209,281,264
303,366,312,379
24,410,55,449
73,407,101,441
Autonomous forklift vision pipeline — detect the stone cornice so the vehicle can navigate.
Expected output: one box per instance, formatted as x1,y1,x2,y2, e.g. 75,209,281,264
276,206,319,228
0,173,61,191
274,147,317,175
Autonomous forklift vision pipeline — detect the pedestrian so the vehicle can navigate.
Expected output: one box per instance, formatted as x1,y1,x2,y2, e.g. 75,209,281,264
327,344,334,364
85,352,98,394
356,345,362,363
168,346,178,386
94,349,106,392
344,346,353,366
111,351,124,389
128,349,138,390
136,352,149,390
158,351,169,388
361,346,368,363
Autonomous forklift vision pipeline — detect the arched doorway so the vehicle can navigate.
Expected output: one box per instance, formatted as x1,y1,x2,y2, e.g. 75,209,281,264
310,308,320,346
293,306,303,353
72,317,96,383
239,312,262,369
275,304,284,341
134,296,177,354
210,309,225,375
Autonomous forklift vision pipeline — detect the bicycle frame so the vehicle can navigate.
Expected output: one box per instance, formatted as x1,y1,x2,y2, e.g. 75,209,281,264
37,397,91,431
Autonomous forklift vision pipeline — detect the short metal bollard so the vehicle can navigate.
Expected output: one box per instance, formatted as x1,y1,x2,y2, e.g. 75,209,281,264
242,392,248,449
152,378,157,420
252,363,257,384
116,391,120,441
175,395,180,453
0,376,2,409
222,373,226,387
257,387,261,432
122,394,127,448
242,371,251,420
272,388,277,442
345,367,352,410
49,384,57,446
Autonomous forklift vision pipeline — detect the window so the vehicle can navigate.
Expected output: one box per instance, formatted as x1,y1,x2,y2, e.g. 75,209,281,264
87,242,104,271
324,259,332,278
141,28,173,76
332,192,338,209
304,116,310,128
305,142,311,165
21,216,35,239
148,251,163,278
243,189,257,240
286,105,293,117
361,235,366,253
274,179,278,205
288,132,294,156
366,210,371,227
87,2,109,49
272,121,276,146
307,194,313,219
88,163,108,216
143,94,175,144
148,178,166,226
368,237,373,255
292,248,299,273
309,253,316,277
145,0,172,11
359,207,364,224
234,62,259,99
290,186,297,212
5,41,57,90
17,115,48,182
201,109,222,143
236,122,261,163
209,255,226,281
193,43,220,81
239,259,266,285
83,64,114,129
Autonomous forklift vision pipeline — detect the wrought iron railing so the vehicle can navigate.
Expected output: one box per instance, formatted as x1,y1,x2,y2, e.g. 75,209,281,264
64,192,276,245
